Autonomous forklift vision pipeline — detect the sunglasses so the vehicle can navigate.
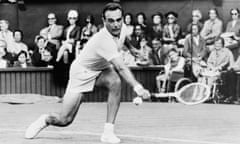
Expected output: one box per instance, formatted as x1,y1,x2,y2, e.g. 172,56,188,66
232,13,238,15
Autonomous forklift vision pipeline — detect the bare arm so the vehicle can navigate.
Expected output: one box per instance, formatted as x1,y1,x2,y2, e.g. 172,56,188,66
110,57,139,88
110,56,150,99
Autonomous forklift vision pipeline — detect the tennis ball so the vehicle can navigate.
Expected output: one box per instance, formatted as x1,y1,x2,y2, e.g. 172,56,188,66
133,97,143,105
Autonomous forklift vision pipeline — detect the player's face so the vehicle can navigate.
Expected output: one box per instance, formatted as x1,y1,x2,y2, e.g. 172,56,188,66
103,9,123,37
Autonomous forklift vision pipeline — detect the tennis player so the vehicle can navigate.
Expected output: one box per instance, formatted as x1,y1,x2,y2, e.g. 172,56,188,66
25,2,150,144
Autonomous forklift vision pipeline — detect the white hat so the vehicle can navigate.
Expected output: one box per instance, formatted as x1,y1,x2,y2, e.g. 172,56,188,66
68,10,78,18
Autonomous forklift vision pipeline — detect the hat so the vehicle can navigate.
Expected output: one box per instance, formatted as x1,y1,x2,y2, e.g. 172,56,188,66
165,11,178,18
68,10,78,18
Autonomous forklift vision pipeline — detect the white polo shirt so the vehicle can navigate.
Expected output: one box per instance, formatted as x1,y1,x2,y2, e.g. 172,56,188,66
66,24,128,93
73,24,127,71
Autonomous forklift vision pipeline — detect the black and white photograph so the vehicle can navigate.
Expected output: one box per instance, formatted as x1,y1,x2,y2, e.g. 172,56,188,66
0,0,240,144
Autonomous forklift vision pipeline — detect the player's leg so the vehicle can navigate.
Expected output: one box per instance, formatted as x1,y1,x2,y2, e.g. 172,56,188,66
25,91,83,139
95,67,121,143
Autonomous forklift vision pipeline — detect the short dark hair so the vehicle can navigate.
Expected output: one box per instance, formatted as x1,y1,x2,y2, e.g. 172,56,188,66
208,8,219,16
102,2,123,19
214,37,225,46
136,12,146,21
18,50,28,58
14,29,24,39
152,12,163,21
167,47,178,56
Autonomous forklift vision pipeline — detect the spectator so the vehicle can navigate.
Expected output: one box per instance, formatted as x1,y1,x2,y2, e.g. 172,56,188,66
183,24,207,61
135,36,153,66
150,12,163,40
13,50,32,68
156,48,185,93
0,20,15,55
201,8,223,47
13,30,30,59
136,12,148,35
223,8,240,60
56,9,81,64
31,35,56,67
40,13,64,49
130,24,146,49
207,37,234,71
186,9,203,34
150,37,164,65
124,13,134,36
80,14,97,43
0,40,11,68
162,11,181,56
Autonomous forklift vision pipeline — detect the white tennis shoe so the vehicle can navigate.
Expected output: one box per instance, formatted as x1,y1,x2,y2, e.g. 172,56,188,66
25,114,49,139
100,132,121,144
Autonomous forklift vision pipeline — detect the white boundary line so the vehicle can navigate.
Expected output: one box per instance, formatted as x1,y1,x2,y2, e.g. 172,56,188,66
0,128,236,144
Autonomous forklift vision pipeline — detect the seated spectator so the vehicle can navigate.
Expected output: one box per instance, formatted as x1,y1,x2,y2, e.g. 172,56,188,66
31,35,56,67
150,12,163,40
223,8,240,60
80,14,97,43
136,12,148,35
162,11,181,46
135,36,153,66
0,40,11,68
56,9,81,64
156,48,185,93
13,30,30,59
13,50,32,68
130,24,146,49
150,37,164,65
201,8,223,48
40,13,63,49
186,9,203,34
207,37,234,71
124,13,134,37
0,20,16,55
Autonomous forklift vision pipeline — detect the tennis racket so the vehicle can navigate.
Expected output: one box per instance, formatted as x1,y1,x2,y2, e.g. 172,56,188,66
151,82,211,105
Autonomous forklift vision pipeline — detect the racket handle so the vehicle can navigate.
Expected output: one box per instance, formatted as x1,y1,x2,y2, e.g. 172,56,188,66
151,93,172,98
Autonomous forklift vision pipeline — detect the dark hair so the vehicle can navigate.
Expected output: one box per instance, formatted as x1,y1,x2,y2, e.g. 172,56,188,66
136,12,146,21
124,12,133,25
14,29,24,39
35,35,45,43
167,47,178,56
230,8,240,15
208,8,219,16
17,50,28,58
85,14,95,24
191,23,200,32
214,37,225,46
102,2,123,19
151,12,163,21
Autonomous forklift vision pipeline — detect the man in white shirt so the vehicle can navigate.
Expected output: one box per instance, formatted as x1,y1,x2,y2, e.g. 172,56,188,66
25,3,150,144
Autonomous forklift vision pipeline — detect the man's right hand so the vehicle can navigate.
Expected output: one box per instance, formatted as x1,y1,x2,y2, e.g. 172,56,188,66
134,84,151,99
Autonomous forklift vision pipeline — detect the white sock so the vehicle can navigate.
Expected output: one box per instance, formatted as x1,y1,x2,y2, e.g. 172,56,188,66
103,123,114,134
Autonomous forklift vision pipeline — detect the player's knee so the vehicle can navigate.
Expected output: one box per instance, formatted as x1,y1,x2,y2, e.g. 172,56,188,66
108,75,121,90
59,116,74,127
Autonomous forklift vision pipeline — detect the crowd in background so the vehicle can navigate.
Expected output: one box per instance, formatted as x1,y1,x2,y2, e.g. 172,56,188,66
0,7,240,103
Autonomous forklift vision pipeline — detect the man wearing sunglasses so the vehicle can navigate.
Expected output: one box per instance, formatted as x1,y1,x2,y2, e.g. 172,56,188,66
40,13,63,49
25,2,150,144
